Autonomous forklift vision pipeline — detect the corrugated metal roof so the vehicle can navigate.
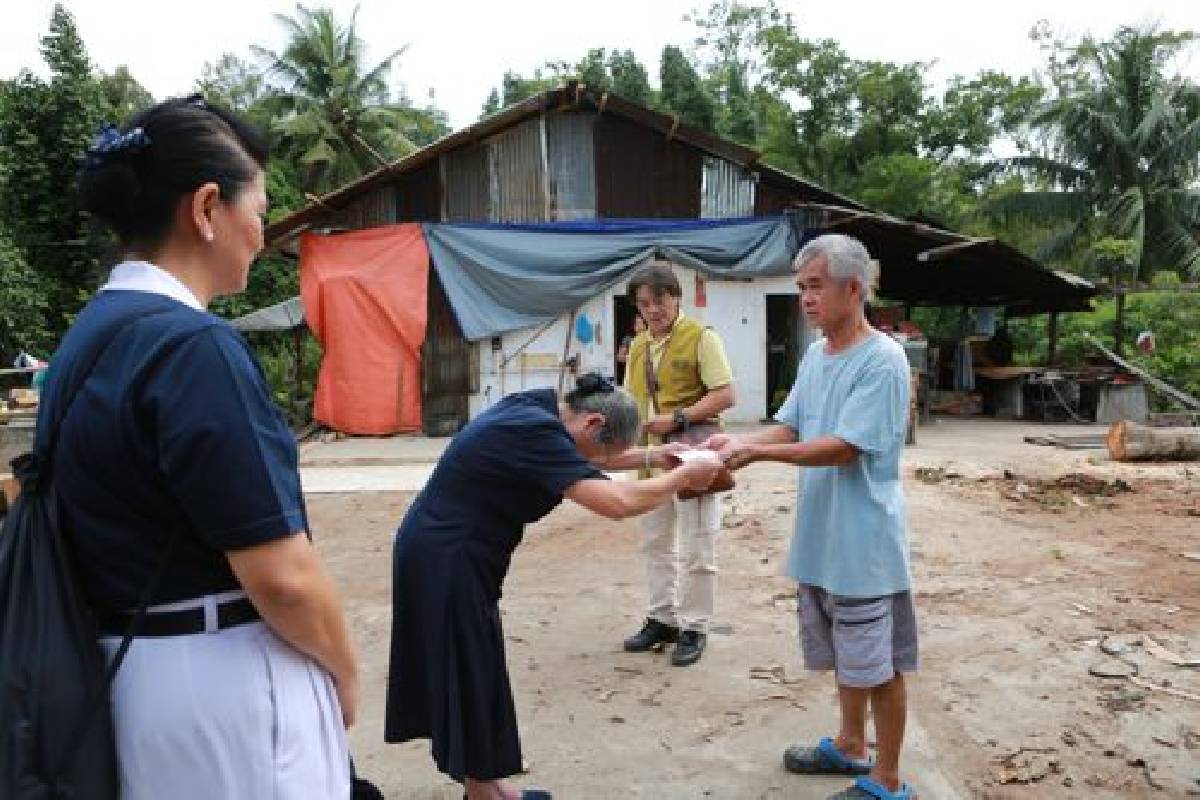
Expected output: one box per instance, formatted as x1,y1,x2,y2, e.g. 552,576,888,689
488,118,549,222
230,296,305,332
393,160,441,222
265,82,822,244
442,145,492,222
545,111,597,220
701,157,755,218
792,202,1098,313
593,114,701,218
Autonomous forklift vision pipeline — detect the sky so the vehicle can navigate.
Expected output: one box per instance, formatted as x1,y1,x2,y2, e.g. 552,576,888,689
2,0,1199,130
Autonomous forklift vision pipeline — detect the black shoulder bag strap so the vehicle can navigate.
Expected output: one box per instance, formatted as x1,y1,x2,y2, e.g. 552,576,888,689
37,308,186,781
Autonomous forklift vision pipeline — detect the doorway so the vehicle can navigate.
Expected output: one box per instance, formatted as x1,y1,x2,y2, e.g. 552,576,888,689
422,268,476,435
766,294,803,416
612,294,639,385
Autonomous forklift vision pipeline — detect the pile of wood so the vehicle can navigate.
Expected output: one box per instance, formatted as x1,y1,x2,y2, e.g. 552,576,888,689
1023,433,1108,450
929,390,983,416
1107,420,1200,462
0,387,38,424
0,472,17,515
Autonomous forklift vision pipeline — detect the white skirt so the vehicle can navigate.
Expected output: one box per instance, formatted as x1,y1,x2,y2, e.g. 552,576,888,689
99,600,350,800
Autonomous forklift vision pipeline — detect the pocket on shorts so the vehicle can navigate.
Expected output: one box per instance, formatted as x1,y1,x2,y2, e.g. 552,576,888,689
830,597,894,687
797,588,835,670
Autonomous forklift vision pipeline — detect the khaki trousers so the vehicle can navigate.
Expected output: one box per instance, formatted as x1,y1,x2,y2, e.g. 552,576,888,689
638,493,720,633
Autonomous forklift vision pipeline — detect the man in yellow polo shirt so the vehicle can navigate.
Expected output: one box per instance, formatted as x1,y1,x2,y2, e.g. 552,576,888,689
622,263,735,666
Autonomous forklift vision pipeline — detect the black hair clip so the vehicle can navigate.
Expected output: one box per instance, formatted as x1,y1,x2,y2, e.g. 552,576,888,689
576,373,616,396
82,123,151,169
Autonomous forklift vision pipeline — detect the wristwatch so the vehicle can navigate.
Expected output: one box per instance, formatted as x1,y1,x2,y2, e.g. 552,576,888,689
672,408,689,432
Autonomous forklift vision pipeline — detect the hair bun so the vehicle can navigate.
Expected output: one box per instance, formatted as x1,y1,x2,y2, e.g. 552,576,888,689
574,372,615,397
78,159,142,232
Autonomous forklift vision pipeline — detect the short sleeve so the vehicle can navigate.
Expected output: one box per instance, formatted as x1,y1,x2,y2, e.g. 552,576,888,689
495,417,606,497
146,327,306,550
697,328,733,389
833,365,909,455
773,373,804,434
774,345,814,433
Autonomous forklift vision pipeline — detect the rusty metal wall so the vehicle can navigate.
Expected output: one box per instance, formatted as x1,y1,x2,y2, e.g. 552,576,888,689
311,184,396,230
422,271,475,433
753,177,798,216
701,157,755,218
593,114,702,218
487,118,549,222
545,111,597,220
393,160,441,221
442,144,492,222
348,185,395,227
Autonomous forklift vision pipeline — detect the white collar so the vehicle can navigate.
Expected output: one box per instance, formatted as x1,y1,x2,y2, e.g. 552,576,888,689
99,260,204,311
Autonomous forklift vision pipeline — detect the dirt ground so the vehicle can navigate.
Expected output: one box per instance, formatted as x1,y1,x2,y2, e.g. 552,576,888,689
305,418,1200,799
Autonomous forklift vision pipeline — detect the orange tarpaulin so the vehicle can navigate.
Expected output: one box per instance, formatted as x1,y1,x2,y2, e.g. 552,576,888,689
299,224,429,435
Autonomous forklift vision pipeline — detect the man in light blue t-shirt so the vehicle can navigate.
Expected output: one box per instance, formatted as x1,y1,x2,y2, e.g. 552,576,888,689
705,234,916,800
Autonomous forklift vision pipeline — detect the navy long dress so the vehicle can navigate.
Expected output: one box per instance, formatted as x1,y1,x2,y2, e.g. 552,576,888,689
384,389,604,781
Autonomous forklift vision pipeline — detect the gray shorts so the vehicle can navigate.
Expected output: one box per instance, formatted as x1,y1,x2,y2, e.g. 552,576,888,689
798,585,920,688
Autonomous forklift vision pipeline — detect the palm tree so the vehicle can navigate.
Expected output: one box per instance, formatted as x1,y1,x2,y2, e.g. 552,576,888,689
254,4,417,193
994,27,1200,283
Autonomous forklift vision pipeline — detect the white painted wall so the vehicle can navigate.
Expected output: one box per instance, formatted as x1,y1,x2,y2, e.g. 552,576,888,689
468,266,810,423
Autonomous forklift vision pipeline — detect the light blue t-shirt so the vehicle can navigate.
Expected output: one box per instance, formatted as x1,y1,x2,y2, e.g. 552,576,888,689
774,331,912,597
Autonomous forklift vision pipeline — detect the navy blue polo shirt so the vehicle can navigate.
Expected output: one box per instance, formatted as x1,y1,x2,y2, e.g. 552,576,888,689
37,290,308,610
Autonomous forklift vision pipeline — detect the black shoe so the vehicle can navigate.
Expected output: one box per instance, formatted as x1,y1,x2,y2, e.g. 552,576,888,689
623,618,679,652
671,630,707,666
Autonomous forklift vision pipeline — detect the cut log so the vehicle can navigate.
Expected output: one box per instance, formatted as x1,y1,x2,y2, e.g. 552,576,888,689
0,472,17,515
1106,421,1200,462
8,388,38,408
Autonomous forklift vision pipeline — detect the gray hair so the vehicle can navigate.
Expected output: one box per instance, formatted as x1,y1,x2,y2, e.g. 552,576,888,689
794,233,879,304
565,383,641,447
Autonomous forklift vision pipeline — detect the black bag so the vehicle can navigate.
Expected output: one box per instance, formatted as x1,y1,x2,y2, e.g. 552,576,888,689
0,312,176,799
350,757,385,800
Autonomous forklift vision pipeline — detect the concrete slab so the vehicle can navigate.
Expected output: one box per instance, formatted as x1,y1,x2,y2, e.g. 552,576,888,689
300,465,433,493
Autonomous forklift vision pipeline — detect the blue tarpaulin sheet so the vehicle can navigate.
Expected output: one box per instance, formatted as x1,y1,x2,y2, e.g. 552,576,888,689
421,216,798,340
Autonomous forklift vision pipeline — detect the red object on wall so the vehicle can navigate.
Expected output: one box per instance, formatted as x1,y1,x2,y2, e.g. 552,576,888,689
695,274,707,308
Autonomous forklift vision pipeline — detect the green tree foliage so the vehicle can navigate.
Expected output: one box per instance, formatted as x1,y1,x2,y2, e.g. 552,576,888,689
608,50,654,105
98,65,154,122
0,4,111,351
992,27,1200,280
659,45,717,132
1004,275,1200,406
478,49,653,120
394,99,450,147
254,4,425,193
478,68,562,119
0,230,52,358
197,53,273,119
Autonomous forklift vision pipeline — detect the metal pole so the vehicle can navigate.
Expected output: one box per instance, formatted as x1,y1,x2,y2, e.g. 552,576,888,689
1047,312,1058,366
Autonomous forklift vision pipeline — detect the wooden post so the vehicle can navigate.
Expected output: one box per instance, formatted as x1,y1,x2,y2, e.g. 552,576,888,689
0,472,18,514
1047,312,1058,366
292,326,306,423
1107,421,1200,462
1114,291,1126,357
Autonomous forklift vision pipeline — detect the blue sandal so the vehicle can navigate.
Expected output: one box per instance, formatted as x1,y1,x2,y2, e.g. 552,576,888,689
827,776,914,799
783,737,874,775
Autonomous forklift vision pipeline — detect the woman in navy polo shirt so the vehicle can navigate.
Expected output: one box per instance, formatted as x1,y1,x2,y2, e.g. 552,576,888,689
39,96,358,798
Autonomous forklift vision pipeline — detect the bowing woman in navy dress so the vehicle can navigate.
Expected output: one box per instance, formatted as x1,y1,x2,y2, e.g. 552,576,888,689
385,374,721,800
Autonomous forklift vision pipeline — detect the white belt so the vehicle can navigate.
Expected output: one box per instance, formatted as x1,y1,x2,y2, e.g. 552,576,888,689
144,589,249,634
